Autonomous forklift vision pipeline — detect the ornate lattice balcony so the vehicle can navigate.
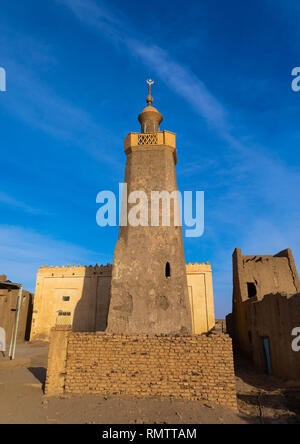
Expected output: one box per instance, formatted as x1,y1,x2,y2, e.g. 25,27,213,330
138,133,158,145
124,131,176,150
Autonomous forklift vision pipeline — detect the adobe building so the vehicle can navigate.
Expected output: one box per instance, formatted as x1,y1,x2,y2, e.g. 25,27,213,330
186,262,215,334
30,264,112,341
45,82,237,410
227,248,300,380
0,274,33,344
31,262,215,341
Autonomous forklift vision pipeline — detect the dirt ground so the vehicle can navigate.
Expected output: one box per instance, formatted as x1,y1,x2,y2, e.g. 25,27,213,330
235,356,300,424
0,342,299,424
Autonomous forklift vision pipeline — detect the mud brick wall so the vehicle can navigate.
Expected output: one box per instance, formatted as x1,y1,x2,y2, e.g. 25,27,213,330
45,329,237,410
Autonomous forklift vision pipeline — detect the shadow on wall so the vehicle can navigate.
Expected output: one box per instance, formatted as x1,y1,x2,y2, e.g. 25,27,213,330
249,292,300,380
72,269,112,333
228,291,300,380
28,366,47,386
25,293,33,341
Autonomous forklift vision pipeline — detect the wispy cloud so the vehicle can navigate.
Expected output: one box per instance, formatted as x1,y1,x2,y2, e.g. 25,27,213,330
56,0,127,46
58,0,229,134
0,191,50,216
0,225,107,291
57,0,121,28
57,0,300,209
1,32,121,168
127,41,229,133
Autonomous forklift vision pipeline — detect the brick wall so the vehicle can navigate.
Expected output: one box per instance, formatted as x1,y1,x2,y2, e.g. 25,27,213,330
45,328,237,410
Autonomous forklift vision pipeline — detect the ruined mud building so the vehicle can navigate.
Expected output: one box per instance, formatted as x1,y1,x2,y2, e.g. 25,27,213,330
0,274,33,344
227,248,300,380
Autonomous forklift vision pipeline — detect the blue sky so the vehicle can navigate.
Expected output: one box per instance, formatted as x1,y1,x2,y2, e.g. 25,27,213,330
0,0,300,318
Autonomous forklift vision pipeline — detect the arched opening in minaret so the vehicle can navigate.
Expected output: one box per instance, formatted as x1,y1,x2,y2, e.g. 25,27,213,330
165,262,171,278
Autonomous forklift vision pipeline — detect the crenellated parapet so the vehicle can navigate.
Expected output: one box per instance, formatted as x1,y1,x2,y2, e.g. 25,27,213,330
186,262,212,273
38,264,113,277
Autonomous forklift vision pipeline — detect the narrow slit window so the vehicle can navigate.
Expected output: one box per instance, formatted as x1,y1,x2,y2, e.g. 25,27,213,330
165,262,171,278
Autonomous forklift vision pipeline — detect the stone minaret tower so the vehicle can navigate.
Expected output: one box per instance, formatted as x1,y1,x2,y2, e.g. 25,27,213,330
107,80,192,335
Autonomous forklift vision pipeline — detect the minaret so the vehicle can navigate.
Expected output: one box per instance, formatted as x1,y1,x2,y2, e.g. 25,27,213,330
107,80,193,335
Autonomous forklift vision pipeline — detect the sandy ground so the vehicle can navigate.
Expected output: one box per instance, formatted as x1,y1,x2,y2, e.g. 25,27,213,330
0,342,299,424
235,356,300,424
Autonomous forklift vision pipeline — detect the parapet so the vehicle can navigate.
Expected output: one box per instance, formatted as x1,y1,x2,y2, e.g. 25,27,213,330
232,247,300,300
38,264,113,277
186,262,212,273
124,131,176,151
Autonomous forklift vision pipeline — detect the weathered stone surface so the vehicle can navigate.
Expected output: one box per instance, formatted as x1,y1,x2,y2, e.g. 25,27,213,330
107,140,193,335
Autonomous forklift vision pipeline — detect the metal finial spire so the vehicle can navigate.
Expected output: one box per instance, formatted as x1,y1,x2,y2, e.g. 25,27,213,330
146,78,154,106
138,79,163,133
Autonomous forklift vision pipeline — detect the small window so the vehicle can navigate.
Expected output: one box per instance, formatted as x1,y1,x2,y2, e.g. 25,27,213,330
58,311,71,316
247,282,257,299
165,262,171,278
62,296,70,301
